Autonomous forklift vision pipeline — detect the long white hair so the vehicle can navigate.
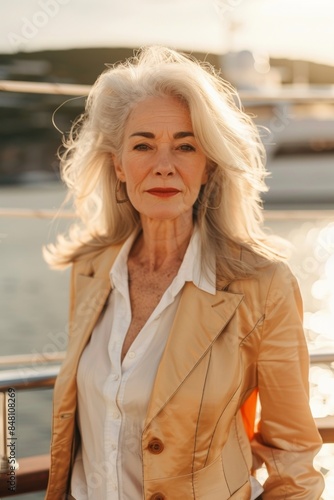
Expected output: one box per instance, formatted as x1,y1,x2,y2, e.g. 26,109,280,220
44,46,283,279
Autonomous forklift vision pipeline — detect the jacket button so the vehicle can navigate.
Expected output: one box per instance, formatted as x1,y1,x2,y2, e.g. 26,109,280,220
150,494,165,500
148,438,164,454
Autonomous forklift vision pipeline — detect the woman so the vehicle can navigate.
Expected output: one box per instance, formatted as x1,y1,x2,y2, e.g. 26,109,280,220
44,46,324,499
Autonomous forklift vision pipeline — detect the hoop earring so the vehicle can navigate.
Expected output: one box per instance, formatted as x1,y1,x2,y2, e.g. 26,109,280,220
115,178,129,204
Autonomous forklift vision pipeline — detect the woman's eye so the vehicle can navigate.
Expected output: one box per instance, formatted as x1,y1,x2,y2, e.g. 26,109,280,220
134,143,150,151
178,144,195,152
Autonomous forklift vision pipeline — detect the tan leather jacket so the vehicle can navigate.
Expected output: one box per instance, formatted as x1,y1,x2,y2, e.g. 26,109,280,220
45,244,324,499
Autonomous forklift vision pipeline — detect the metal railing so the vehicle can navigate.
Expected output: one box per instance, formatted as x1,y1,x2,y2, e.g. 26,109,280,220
1,80,334,102
0,350,333,490
0,364,60,477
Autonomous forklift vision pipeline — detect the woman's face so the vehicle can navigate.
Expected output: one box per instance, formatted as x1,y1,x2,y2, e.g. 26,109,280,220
113,95,208,222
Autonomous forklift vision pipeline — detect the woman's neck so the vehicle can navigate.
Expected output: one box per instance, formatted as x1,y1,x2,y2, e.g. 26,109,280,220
130,215,194,272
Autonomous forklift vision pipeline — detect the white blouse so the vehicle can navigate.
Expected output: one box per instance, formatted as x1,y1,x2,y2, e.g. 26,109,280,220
70,228,263,499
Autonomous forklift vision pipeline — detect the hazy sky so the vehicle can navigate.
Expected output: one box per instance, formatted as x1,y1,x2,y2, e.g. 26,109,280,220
1,0,334,66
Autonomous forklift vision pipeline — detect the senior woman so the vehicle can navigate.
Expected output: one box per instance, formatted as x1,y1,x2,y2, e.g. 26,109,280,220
44,46,324,499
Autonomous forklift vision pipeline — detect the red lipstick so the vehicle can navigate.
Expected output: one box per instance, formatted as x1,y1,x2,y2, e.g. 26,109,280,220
146,188,180,198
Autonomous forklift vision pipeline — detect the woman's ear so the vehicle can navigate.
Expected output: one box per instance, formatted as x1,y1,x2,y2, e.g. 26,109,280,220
201,168,208,185
112,153,126,182
201,161,213,185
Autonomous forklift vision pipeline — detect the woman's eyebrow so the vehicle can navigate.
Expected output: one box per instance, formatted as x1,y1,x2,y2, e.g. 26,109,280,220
174,131,195,139
129,131,195,139
129,132,155,138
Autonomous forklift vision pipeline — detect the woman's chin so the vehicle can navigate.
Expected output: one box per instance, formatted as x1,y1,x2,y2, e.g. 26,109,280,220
138,207,192,223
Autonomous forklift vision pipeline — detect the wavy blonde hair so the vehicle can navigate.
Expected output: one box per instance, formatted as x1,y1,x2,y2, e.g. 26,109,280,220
44,46,283,279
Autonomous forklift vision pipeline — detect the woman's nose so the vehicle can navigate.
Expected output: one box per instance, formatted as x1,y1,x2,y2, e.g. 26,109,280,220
152,150,175,176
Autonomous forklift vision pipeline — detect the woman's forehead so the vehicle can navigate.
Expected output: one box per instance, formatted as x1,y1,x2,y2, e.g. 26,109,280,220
124,95,193,135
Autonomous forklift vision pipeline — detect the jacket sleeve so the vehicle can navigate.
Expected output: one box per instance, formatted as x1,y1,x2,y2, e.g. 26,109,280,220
251,263,325,499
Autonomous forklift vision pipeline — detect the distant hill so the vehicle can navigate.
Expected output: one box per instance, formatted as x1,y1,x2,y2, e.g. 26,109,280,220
0,47,220,84
0,47,333,85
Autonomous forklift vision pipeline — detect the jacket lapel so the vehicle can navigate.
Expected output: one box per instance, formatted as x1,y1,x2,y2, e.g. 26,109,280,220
144,282,243,427
68,244,123,369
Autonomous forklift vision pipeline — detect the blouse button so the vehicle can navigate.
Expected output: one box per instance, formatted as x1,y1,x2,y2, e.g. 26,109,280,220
148,438,164,454
150,493,165,500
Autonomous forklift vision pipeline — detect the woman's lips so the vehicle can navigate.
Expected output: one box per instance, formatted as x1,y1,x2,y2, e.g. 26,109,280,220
146,188,181,198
